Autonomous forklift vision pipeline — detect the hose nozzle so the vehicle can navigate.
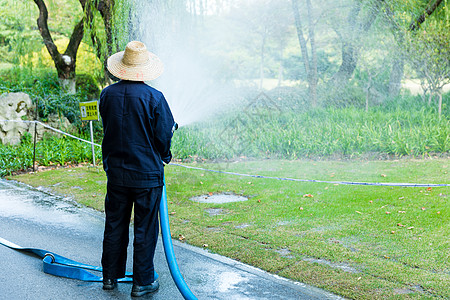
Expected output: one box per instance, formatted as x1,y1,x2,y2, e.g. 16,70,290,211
172,122,179,133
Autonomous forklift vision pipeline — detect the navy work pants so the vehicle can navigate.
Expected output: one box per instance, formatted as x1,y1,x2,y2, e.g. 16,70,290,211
101,183,162,286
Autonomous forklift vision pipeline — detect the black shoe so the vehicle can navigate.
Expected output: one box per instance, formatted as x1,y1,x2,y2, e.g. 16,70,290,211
131,281,159,297
102,278,117,290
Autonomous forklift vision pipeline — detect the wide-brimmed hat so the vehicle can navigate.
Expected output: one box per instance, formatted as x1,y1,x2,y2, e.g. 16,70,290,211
106,41,163,81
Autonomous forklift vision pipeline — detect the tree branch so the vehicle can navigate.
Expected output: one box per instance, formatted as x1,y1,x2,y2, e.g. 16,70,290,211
33,0,62,66
409,0,444,31
65,19,84,59
96,0,114,56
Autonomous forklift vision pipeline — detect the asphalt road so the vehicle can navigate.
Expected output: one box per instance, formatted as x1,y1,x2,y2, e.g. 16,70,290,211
0,178,343,300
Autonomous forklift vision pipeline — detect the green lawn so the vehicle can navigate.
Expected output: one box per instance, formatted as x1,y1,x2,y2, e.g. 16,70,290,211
9,158,449,299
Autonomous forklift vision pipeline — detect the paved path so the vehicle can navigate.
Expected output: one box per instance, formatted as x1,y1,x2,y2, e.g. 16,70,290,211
0,179,343,300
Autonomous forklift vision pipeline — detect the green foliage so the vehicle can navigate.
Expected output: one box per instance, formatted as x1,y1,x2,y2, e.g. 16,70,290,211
0,1,41,65
76,74,101,99
0,137,33,177
0,134,101,177
322,83,367,109
283,55,305,80
283,50,335,81
84,0,133,64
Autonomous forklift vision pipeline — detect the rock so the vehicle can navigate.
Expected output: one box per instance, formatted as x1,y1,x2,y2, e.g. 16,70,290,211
0,92,33,145
46,113,72,131
0,92,74,145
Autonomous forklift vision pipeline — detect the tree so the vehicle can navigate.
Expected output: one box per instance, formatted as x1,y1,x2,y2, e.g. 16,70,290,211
33,0,89,94
291,0,318,107
380,0,446,98
380,2,406,97
330,0,381,88
404,0,448,116
383,0,449,114
229,0,292,90
406,25,450,116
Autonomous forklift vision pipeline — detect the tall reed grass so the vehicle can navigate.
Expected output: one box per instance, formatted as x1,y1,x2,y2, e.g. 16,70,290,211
171,106,449,160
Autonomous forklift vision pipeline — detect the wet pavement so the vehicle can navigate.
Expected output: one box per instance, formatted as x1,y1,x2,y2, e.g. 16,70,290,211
0,179,343,300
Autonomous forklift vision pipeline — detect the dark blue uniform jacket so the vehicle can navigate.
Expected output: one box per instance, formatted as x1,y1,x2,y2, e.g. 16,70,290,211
100,80,174,188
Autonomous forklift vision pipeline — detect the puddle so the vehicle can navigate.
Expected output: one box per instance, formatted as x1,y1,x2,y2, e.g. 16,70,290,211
191,193,248,204
274,248,294,259
205,208,226,216
0,179,103,231
235,224,251,229
206,227,223,232
217,272,249,293
276,220,295,226
303,257,360,273
394,288,415,295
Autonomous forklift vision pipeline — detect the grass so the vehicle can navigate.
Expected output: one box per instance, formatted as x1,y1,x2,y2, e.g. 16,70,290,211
8,158,449,299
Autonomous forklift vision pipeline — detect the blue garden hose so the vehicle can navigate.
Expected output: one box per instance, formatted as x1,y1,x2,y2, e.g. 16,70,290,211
160,176,197,300
0,236,136,282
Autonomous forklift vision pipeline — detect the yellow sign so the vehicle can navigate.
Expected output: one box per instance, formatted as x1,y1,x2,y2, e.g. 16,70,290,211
79,101,99,121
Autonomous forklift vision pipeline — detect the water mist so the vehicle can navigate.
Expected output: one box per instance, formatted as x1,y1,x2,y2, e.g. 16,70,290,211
130,1,233,128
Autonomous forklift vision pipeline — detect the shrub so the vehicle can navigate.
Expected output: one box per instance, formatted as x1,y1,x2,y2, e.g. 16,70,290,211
0,134,101,176
76,73,101,100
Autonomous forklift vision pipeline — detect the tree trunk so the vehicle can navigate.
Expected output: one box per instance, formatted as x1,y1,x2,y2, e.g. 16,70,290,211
382,4,405,98
332,42,358,87
59,79,76,94
259,34,266,90
330,1,360,87
292,0,310,75
277,42,284,87
438,92,442,117
277,64,283,87
306,0,318,107
88,0,115,84
96,0,115,55
292,0,317,107
331,1,380,87
388,58,404,97
365,84,370,112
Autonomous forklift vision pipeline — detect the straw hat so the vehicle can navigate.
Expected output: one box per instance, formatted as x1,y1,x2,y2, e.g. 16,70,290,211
106,41,163,81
